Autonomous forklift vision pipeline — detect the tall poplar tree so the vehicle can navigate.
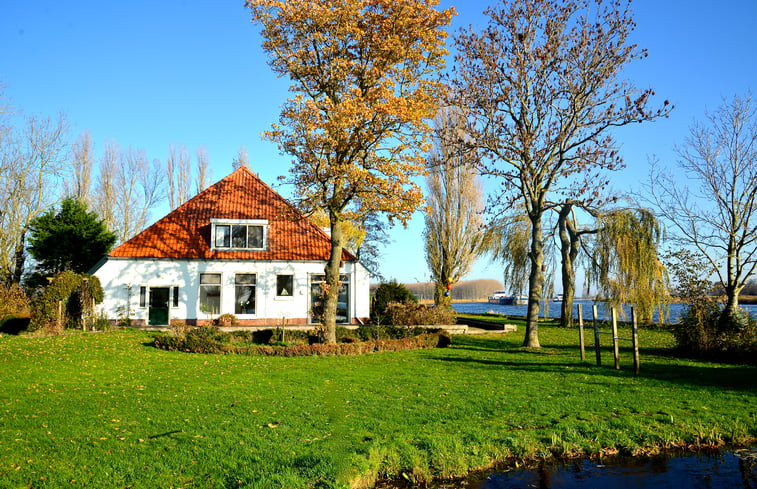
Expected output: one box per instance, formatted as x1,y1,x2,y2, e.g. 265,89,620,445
424,107,486,305
247,0,454,343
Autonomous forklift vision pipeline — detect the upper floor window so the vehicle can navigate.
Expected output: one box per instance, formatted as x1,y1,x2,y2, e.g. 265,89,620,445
210,219,267,251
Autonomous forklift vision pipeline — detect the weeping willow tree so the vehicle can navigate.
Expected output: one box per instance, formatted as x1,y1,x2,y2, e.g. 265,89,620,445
484,212,557,300
588,208,668,322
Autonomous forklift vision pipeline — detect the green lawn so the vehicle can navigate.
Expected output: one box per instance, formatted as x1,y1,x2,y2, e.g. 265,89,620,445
0,325,754,488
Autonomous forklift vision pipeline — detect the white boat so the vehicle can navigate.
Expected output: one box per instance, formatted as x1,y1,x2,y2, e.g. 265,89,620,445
488,291,527,305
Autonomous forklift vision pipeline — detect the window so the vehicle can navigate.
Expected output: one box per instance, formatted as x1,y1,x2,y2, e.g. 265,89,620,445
199,273,221,315
139,286,146,308
215,225,230,248
235,274,256,314
310,275,350,324
232,225,247,248
171,286,180,308
248,225,264,249
211,219,267,250
276,274,294,297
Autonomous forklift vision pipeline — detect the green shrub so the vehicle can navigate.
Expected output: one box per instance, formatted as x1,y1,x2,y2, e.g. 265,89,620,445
384,302,456,326
371,281,416,323
169,319,191,337
672,300,757,363
28,271,103,334
154,329,450,356
92,314,112,331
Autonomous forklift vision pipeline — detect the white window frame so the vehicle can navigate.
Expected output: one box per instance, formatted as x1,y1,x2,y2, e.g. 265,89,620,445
234,273,257,316
210,218,268,251
275,274,295,300
170,286,180,309
199,273,223,316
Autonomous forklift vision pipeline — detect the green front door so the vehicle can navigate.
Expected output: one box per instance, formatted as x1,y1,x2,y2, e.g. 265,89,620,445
148,287,170,326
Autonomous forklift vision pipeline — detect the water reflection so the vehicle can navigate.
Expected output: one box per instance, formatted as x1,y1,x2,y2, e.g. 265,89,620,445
468,449,757,489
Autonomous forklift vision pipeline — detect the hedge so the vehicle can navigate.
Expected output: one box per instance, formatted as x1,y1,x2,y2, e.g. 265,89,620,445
154,327,450,356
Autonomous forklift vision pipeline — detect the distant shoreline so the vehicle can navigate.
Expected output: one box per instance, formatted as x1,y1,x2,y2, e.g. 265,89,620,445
436,296,757,305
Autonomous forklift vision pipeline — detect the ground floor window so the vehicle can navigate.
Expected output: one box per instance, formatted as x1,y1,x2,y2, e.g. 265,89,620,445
235,273,256,314
310,274,349,324
171,286,179,308
199,273,221,315
276,274,294,297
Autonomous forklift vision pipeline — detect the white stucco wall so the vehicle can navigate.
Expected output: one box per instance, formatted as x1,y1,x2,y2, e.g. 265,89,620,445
92,258,370,325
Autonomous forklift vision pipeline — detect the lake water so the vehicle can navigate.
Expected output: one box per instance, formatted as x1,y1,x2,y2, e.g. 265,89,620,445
452,300,757,323
463,448,757,489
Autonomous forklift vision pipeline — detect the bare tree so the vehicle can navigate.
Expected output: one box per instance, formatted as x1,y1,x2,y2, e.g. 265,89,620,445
452,0,670,347
232,146,249,171
167,143,191,210
0,112,68,284
195,145,211,194
112,147,165,242
64,130,94,202
424,107,486,305
647,93,757,326
92,139,119,233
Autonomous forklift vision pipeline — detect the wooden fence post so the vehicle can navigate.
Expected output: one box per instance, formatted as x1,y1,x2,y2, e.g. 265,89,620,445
632,307,640,376
592,304,601,366
58,300,64,330
611,306,620,370
578,303,585,361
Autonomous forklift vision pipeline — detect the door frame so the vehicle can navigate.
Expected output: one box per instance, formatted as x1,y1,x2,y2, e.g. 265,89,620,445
147,286,172,326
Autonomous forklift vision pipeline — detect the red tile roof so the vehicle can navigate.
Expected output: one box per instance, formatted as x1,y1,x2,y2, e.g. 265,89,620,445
109,167,355,262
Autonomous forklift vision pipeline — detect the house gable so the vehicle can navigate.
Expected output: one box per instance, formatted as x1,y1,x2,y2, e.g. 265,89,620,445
109,167,355,262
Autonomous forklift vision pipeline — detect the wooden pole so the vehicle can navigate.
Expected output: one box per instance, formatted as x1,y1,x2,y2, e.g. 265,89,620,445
592,304,601,366
58,300,63,330
632,307,640,376
611,306,620,370
578,303,585,361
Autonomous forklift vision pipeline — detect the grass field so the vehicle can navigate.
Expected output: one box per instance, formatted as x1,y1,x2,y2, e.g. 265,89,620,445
0,323,755,488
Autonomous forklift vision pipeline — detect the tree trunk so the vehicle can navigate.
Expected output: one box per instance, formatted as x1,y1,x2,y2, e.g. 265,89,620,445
322,214,345,344
558,205,575,328
434,268,452,307
523,212,544,348
11,229,27,285
719,284,741,330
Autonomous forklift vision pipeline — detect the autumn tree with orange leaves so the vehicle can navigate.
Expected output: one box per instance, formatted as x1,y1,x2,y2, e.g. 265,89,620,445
452,0,670,347
247,0,454,343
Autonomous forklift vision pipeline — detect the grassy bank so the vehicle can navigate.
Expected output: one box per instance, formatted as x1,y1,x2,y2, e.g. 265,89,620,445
0,326,755,488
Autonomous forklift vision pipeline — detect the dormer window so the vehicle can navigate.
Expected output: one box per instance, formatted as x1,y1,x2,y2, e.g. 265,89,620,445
210,219,268,251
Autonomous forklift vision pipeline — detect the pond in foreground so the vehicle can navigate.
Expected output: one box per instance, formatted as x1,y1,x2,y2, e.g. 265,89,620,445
419,448,757,489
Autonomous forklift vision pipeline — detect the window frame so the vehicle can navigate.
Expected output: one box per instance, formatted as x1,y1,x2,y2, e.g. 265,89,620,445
309,274,350,324
234,273,257,315
275,274,295,299
210,219,268,251
171,286,180,309
199,273,222,316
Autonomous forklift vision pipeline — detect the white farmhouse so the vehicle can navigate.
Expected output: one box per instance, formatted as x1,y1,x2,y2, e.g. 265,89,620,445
91,167,370,327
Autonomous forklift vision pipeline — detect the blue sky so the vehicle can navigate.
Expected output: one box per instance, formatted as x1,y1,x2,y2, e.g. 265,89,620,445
2,0,756,287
